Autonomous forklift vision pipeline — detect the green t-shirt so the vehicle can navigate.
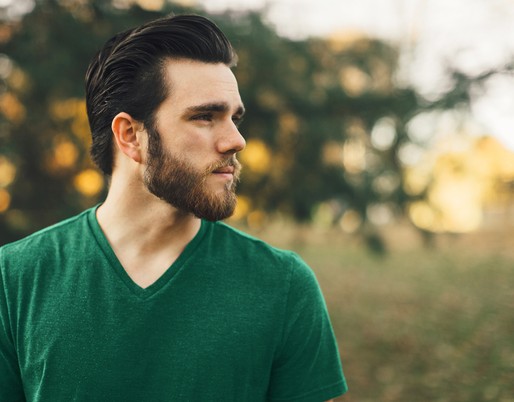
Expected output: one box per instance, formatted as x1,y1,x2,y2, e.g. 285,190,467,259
0,207,347,401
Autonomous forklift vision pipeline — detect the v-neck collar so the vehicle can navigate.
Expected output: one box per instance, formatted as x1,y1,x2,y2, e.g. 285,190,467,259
86,205,208,300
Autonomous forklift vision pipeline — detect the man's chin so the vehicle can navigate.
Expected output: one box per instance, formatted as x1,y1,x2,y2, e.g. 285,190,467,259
190,194,237,222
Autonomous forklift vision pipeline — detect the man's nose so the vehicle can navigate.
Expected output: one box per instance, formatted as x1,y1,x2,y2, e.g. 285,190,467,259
216,121,246,155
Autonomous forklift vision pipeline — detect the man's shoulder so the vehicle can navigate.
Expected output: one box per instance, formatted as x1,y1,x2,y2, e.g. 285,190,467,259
209,221,294,256
0,208,92,263
206,220,309,274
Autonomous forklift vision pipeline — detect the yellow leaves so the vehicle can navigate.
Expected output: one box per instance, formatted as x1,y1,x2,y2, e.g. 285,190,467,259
54,140,78,169
50,98,80,120
231,195,251,221
339,65,370,97
0,67,30,126
409,188,482,234
474,136,514,182
0,25,13,44
322,141,344,166
45,138,79,173
240,139,272,174
342,138,366,173
339,209,362,233
327,30,367,53
229,196,268,229
0,92,26,123
406,135,514,233
0,156,16,214
49,98,90,144
403,168,431,196
134,0,165,11
0,189,11,213
73,169,104,197
7,68,29,92
0,156,16,187
117,0,172,11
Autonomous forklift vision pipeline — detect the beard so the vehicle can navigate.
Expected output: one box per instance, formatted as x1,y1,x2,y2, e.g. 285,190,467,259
143,125,241,221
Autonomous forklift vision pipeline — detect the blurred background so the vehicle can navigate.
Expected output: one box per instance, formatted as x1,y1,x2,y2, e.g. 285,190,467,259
1,0,513,400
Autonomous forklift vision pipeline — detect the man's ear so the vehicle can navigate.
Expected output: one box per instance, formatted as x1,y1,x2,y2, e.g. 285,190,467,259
111,112,144,164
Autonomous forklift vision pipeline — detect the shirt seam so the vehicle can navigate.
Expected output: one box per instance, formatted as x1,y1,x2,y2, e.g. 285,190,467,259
269,378,347,401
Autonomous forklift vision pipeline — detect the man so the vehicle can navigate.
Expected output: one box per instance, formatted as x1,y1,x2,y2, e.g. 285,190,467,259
0,14,347,401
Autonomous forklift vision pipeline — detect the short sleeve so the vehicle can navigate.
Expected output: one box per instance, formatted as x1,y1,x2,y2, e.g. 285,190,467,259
0,248,26,402
268,253,348,401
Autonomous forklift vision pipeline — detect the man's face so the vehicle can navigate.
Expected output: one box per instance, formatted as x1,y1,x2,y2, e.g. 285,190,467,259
143,59,246,221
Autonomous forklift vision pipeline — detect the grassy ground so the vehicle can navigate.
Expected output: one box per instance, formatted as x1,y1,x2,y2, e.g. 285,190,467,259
244,222,514,402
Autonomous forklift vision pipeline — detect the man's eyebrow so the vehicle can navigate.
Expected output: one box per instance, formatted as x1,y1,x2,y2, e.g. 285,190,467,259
185,102,246,116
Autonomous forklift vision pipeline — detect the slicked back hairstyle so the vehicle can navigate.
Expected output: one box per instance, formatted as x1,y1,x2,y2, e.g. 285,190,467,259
85,14,238,175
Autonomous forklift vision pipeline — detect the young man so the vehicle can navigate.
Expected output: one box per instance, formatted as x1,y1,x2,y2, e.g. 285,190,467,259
0,14,347,401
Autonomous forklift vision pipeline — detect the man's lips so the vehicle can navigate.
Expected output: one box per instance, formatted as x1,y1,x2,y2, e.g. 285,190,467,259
213,166,235,174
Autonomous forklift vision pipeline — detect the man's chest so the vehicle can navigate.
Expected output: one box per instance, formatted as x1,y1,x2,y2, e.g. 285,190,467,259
16,277,282,401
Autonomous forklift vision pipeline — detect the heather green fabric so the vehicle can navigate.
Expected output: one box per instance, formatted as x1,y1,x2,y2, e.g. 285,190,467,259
0,207,347,401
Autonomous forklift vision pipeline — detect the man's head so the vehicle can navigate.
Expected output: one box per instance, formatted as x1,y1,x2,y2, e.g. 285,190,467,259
85,15,246,221
85,14,238,176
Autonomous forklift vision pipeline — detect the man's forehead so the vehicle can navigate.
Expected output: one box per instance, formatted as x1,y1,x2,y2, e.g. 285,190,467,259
163,59,239,90
163,59,242,108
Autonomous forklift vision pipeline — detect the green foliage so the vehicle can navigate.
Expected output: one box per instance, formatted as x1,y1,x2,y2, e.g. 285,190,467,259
224,17,414,222
0,0,190,243
0,0,501,245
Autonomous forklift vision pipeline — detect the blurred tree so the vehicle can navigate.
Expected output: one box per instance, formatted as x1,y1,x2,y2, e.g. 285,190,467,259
0,0,192,243
0,0,506,247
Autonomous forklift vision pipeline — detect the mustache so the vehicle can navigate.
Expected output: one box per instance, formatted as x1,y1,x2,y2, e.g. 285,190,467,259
206,156,242,173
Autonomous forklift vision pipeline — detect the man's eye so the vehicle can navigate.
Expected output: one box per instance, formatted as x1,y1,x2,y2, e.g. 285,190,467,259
191,114,213,121
232,116,244,127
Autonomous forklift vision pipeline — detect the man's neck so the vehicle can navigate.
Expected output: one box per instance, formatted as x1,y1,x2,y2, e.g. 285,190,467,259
95,176,201,288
